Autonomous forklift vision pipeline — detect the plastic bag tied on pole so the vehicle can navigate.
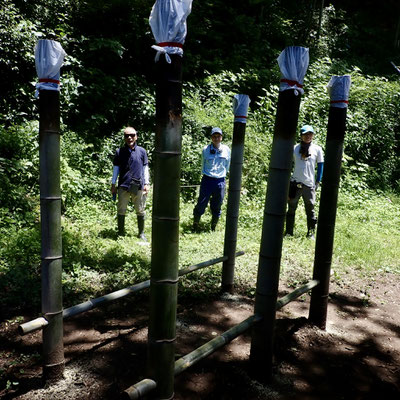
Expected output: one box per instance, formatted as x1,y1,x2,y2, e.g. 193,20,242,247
149,0,193,63
327,75,351,108
233,94,251,124
277,46,309,95
35,40,66,98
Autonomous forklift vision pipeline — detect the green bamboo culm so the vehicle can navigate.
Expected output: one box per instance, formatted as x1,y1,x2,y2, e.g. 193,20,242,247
39,89,65,382
221,96,249,293
249,89,302,382
249,46,309,382
147,54,182,399
309,76,351,329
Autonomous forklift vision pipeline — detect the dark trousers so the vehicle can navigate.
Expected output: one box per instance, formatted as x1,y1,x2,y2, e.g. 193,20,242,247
287,183,316,221
193,175,226,218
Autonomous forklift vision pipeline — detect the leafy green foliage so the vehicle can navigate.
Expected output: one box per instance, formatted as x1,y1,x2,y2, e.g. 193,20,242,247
0,224,41,310
345,70,400,190
0,122,40,226
0,1,40,124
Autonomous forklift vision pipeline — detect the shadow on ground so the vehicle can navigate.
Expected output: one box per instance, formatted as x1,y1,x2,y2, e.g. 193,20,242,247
0,277,399,399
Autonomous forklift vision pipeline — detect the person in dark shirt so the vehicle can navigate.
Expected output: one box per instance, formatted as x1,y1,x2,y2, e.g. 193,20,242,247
111,127,150,240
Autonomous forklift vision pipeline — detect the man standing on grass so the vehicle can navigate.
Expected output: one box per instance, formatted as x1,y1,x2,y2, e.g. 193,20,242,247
111,126,150,241
285,125,324,239
193,127,231,232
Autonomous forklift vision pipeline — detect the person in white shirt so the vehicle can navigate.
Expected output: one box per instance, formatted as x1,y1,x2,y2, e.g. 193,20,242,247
285,125,324,238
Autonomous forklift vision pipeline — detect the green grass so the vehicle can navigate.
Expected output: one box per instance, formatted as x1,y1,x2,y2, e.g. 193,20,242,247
178,189,400,296
1,188,399,314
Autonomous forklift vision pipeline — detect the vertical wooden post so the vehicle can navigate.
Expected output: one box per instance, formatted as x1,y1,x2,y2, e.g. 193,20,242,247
147,54,182,399
221,95,250,293
39,89,64,382
250,46,309,382
309,76,351,329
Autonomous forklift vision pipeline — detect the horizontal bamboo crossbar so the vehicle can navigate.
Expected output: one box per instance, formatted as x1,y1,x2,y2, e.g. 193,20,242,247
276,279,319,310
19,252,245,335
174,314,262,375
123,279,320,399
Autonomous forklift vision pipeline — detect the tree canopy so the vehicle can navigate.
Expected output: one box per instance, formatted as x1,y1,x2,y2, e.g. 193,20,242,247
0,0,399,192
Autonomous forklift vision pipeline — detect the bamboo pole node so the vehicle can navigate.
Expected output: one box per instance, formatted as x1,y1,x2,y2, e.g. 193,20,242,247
40,196,62,200
39,130,60,134
41,255,63,260
265,211,287,217
153,216,179,221
44,310,63,317
258,253,279,261
153,337,177,344
255,291,276,298
151,278,179,284
45,361,65,368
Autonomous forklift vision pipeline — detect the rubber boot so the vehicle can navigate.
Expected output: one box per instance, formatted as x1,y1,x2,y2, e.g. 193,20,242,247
285,213,295,236
137,215,147,242
307,217,317,239
117,214,126,237
193,214,201,232
211,216,219,231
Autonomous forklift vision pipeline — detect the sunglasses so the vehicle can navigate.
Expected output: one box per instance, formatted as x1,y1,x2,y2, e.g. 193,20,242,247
125,133,136,138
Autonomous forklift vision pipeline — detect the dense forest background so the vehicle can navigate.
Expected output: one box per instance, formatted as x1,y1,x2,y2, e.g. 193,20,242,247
0,0,400,310
1,0,400,192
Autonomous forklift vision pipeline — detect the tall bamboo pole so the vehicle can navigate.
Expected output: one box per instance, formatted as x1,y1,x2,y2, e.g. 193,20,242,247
147,54,182,399
309,76,351,329
249,90,301,382
39,89,64,382
221,94,250,293
250,47,309,382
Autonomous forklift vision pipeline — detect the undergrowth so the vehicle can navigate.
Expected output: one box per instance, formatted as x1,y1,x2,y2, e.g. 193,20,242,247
1,184,399,317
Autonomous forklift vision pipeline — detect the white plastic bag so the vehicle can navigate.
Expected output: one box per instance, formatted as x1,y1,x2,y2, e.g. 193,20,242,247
277,46,309,95
327,75,351,108
233,94,251,124
149,0,193,63
35,40,65,98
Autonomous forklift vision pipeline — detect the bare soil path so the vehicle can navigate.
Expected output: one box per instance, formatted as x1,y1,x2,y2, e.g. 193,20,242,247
1,273,399,399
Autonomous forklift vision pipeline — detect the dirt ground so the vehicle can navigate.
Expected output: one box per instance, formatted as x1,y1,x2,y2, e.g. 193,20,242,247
1,272,399,400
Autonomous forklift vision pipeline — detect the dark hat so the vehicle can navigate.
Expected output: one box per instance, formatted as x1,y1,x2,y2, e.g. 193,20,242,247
211,127,223,136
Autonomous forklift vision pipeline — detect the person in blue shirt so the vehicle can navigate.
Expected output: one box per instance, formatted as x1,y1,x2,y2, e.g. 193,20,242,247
193,127,231,231
285,125,324,239
111,127,150,240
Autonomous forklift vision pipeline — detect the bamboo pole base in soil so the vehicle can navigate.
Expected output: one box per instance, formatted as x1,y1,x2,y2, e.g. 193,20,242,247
123,280,319,399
